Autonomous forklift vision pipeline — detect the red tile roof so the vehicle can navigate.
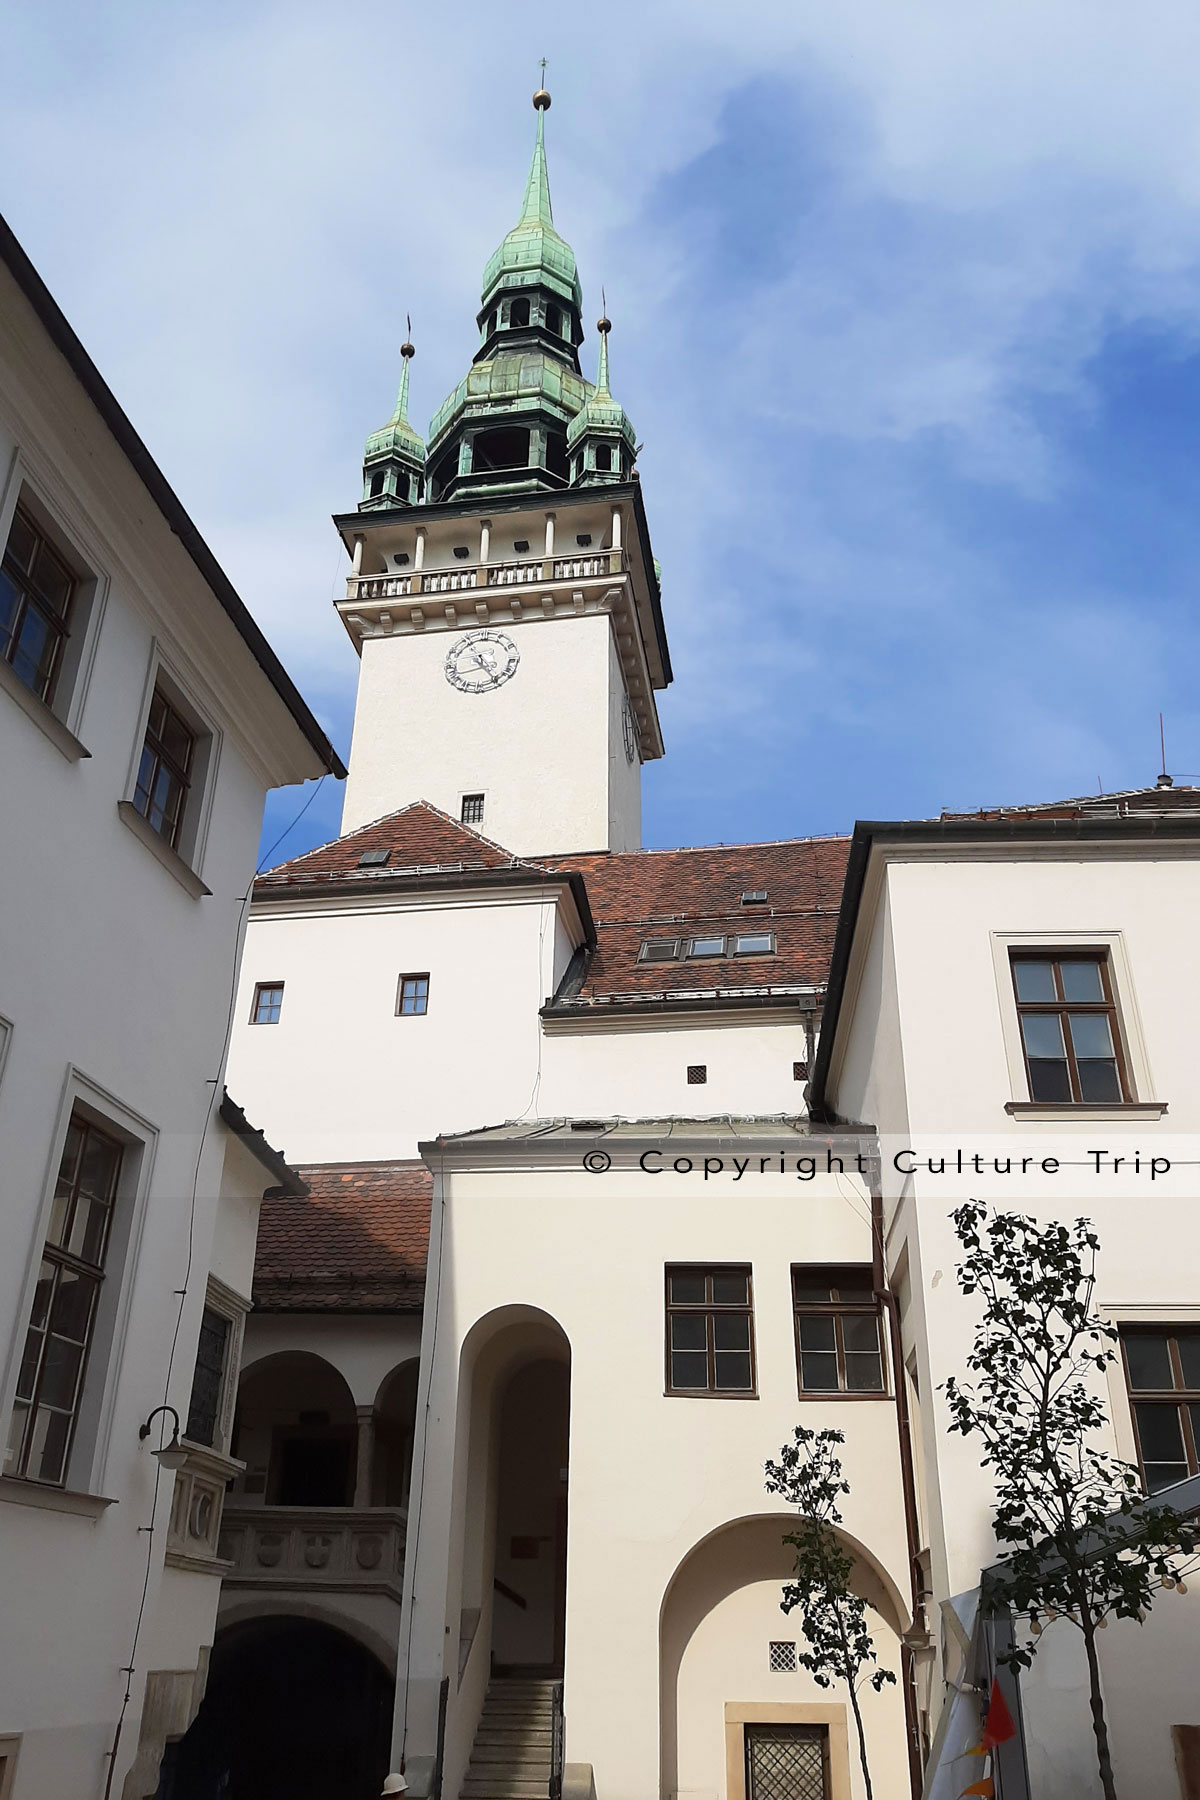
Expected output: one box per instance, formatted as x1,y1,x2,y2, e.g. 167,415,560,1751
940,783,1200,822
540,838,849,1007
256,801,524,889
253,1160,431,1311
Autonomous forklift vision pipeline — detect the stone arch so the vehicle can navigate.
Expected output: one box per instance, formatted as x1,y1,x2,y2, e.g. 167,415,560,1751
215,1593,398,1674
659,1512,910,1800
373,1357,421,1507
233,1351,357,1506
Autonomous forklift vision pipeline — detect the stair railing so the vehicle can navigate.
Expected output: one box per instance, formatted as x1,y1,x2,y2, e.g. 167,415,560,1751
549,1680,565,1800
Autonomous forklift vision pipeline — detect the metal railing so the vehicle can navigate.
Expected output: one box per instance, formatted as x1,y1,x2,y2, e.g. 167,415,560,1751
549,1681,565,1800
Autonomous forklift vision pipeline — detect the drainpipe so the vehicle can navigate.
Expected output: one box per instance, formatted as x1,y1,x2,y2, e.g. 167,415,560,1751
870,1181,927,1800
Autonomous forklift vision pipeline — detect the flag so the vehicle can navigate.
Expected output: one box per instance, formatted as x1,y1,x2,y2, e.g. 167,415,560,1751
982,1679,1017,1749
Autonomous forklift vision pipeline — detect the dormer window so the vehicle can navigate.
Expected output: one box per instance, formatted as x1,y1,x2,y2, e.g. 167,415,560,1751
639,939,680,963
741,890,768,906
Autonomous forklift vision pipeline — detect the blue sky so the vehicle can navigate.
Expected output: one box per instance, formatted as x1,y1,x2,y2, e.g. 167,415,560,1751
6,0,1200,863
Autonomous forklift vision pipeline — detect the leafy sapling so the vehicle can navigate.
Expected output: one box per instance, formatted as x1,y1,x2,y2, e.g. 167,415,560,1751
942,1201,1197,1800
766,1425,896,1800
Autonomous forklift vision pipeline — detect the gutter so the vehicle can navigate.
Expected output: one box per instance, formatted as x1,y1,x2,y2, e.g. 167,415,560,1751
219,1091,308,1197
808,815,1200,1121
0,211,346,780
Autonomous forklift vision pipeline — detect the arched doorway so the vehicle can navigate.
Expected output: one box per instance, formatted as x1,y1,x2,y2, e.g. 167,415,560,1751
659,1515,909,1800
161,1616,392,1800
491,1357,570,1674
231,1353,356,1506
373,1360,419,1508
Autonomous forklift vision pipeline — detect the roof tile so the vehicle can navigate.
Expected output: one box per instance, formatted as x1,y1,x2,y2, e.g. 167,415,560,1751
253,1159,431,1311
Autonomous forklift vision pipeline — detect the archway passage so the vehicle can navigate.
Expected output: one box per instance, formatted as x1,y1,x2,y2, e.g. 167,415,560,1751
491,1356,570,1676
160,1616,392,1800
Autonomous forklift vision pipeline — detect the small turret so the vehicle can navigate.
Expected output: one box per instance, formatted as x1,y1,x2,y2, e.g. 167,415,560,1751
361,329,426,510
567,310,638,484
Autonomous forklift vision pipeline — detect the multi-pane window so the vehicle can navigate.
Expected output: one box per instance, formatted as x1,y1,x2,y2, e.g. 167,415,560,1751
1010,952,1128,1103
397,973,430,1016
251,982,284,1025
666,1266,755,1395
6,1114,123,1486
461,793,485,825
133,687,197,849
184,1307,231,1448
1121,1328,1200,1493
0,505,75,703
793,1267,886,1395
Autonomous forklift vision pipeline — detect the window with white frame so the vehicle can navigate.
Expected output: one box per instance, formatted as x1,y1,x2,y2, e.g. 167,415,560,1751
182,1280,247,1456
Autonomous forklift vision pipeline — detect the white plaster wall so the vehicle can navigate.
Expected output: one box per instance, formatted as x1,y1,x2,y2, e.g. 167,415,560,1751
340,612,637,854
540,1014,810,1121
0,263,323,1800
228,891,568,1162
400,1160,912,1800
240,1314,424,1411
604,627,641,854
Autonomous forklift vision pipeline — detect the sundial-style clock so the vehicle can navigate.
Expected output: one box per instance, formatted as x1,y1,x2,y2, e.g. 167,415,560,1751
443,630,520,694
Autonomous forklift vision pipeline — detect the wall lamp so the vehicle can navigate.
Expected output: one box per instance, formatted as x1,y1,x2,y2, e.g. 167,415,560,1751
139,1404,188,1471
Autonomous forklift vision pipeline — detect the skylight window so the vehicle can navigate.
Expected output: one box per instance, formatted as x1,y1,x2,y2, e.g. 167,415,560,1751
358,848,390,867
733,932,775,955
687,936,726,958
741,889,768,906
639,939,680,963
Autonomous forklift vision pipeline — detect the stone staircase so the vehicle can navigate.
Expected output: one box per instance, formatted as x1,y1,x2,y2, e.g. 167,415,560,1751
460,1677,556,1800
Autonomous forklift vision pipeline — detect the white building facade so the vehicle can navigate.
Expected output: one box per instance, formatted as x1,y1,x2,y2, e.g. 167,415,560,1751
0,212,342,1800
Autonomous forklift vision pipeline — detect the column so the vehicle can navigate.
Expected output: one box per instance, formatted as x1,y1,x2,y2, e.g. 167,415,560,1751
351,533,364,574
354,1405,375,1508
544,511,556,557
479,518,492,564
610,505,622,552
414,527,426,571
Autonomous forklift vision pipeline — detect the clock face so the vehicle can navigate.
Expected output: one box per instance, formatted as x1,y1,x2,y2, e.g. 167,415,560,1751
623,697,638,764
444,630,520,694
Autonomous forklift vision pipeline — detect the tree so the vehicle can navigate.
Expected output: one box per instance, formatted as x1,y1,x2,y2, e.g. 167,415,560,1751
765,1425,896,1800
942,1202,1197,1800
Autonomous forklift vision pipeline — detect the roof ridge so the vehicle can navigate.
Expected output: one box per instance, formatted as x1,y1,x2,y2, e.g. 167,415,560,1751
542,833,851,862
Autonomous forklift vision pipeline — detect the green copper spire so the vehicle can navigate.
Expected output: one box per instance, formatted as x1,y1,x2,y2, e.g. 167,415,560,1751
567,309,637,482
360,327,426,510
480,91,582,312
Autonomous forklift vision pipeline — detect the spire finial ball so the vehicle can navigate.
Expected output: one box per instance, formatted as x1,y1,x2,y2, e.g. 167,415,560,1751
533,89,552,110
597,316,611,334
400,341,415,359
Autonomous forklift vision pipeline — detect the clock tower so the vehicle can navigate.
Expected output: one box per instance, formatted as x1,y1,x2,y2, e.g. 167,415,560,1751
333,89,670,856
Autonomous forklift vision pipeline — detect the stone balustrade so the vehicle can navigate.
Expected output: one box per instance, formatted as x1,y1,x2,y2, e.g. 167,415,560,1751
219,1505,407,1601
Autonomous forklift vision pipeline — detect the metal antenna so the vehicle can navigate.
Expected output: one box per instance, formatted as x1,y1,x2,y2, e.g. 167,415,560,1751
1161,712,1168,778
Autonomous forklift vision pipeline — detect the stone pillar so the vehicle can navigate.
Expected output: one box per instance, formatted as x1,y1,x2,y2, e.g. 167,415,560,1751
479,518,491,564
414,527,426,571
354,1406,375,1508
351,533,364,574
610,505,622,552
544,512,556,557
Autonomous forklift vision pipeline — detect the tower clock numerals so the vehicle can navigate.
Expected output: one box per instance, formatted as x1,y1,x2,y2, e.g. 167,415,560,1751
622,696,638,764
444,630,520,694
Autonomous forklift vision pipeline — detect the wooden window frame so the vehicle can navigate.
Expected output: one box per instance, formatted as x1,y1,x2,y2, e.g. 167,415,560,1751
665,1264,757,1399
6,1114,123,1487
133,684,198,850
1120,1326,1200,1492
397,972,430,1017
0,503,76,704
792,1266,888,1400
251,982,284,1025
1010,949,1132,1104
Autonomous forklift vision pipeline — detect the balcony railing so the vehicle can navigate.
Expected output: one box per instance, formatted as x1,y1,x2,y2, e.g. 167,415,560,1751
219,1505,406,1600
345,548,625,606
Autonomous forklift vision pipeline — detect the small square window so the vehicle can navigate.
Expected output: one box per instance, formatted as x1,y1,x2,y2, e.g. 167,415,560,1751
687,936,726,958
639,939,680,963
741,890,768,906
769,1641,797,1673
461,793,486,825
687,1064,707,1084
733,932,775,956
397,973,430,1017
252,983,284,1025
358,848,390,867
793,1060,809,1082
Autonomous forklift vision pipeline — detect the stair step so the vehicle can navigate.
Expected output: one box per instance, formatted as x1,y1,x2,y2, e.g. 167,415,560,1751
461,1784,550,1799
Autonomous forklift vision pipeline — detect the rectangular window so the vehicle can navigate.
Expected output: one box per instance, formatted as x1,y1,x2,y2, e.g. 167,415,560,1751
733,932,775,955
638,939,680,962
397,973,430,1016
793,1266,886,1395
1121,1327,1200,1493
252,982,284,1025
666,1266,755,1396
5,1114,123,1486
1010,951,1129,1103
687,1064,707,1084
745,1724,830,1800
687,935,726,958
461,793,486,825
357,848,390,868
133,686,197,849
741,890,768,906
184,1306,231,1448
0,505,76,703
